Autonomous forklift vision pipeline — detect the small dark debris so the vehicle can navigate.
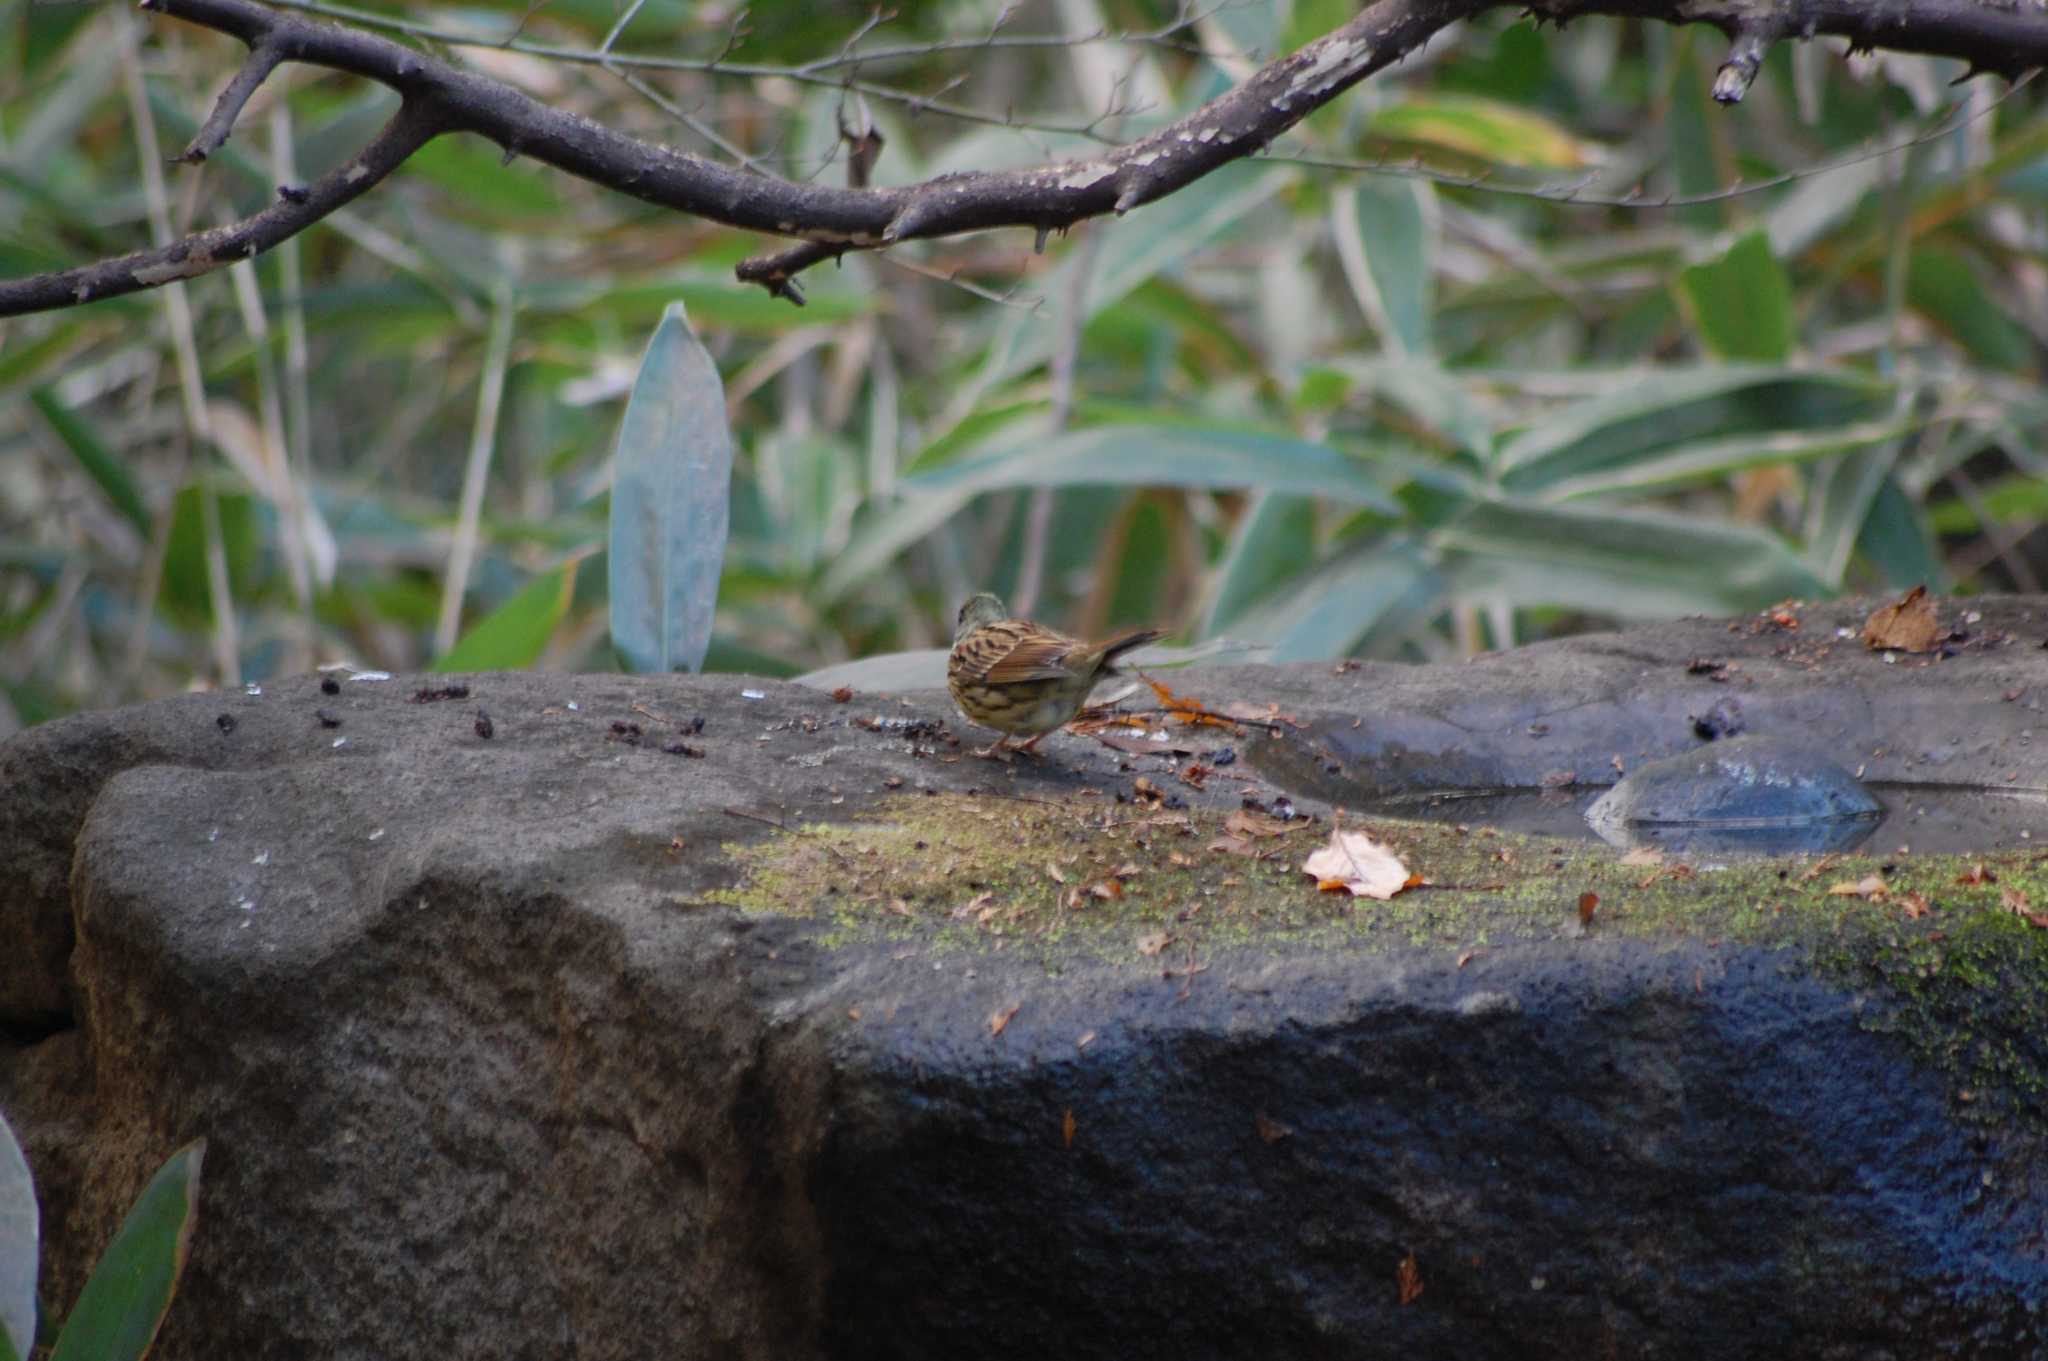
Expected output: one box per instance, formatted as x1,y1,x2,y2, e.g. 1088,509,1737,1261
1691,697,1744,741
315,709,341,729
1212,748,1237,767
412,685,471,703
474,710,494,739
687,716,705,734
663,742,705,758
1685,657,1724,675
831,686,855,703
854,714,945,741
320,676,341,695
1527,722,1550,738
611,720,642,736
277,182,309,204
216,713,237,734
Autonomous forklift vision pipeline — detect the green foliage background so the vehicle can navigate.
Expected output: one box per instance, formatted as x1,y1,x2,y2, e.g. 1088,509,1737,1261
3,0,2045,727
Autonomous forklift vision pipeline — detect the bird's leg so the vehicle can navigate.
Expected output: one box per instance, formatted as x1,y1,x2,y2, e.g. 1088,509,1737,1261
1013,729,1054,756
971,734,1015,761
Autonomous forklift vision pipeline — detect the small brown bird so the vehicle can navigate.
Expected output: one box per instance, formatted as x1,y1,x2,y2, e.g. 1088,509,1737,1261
947,593,1163,758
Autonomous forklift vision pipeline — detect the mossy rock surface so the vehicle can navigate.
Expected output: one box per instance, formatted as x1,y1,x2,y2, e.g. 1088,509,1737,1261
3,596,2047,1359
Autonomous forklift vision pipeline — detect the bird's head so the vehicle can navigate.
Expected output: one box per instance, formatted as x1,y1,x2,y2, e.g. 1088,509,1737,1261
954,592,1008,641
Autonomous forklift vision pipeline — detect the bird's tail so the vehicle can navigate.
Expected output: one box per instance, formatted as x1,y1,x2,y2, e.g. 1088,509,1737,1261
1086,627,1164,672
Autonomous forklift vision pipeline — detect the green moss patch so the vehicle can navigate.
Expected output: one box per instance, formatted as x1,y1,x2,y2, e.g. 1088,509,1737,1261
702,793,2048,1129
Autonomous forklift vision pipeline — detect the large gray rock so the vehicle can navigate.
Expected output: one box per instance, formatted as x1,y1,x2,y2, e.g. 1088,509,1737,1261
4,596,2047,1359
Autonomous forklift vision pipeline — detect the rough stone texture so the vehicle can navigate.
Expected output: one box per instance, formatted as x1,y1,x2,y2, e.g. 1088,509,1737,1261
2,595,2046,1359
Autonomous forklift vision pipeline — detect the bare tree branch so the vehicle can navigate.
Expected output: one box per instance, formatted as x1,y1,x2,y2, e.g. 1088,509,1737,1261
1533,0,2048,80
2,97,442,315
2,0,2044,319
180,33,290,161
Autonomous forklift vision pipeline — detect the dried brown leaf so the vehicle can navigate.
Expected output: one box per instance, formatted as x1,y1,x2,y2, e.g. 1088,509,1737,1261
1062,1109,1077,1149
1862,585,1939,653
1397,1252,1424,1307
1136,930,1171,956
1225,808,1297,839
1254,1112,1293,1144
988,1003,1020,1037
1302,829,1411,900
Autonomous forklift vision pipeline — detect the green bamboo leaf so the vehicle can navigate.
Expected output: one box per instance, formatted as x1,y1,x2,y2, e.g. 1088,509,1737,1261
1908,247,2034,373
49,1139,205,1361
1223,539,1440,661
1806,442,1901,589
902,425,1400,513
1368,95,1596,169
1206,492,1318,633
1328,357,1492,459
1535,417,1910,502
1340,179,1434,357
405,137,569,222
0,1113,34,1361
432,556,584,671
817,489,973,604
29,389,149,533
1855,476,1948,592
607,303,734,674
974,161,1298,391
0,323,92,392
1438,499,1826,615
159,486,259,629
1677,230,1795,363
1497,367,1889,493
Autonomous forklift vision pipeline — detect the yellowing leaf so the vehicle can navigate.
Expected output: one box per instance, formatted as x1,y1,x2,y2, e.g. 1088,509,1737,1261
1370,95,1595,169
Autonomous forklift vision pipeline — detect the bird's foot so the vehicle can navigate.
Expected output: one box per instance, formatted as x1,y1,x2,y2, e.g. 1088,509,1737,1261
971,737,1016,761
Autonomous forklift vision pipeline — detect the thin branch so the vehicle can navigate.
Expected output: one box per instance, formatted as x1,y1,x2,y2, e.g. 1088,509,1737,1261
1530,0,2048,78
1710,23,1778,105
6,0,2048,318
0,94,443,315
1266,70,2034,211
181,35,288,161
259,0,1135,140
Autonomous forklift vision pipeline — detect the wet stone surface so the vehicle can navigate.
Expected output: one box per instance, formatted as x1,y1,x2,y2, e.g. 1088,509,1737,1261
1,595,2047,1360
1584,735,1882,857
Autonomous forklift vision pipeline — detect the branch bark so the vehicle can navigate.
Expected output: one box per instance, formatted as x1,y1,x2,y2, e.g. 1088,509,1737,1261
2,0,2043,318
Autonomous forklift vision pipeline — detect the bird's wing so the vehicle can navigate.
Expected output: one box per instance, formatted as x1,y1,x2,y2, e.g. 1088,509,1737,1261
965,624,1079,684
